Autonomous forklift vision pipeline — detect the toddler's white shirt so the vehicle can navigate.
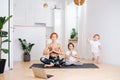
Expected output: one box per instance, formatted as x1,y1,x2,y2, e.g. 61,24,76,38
90,40,101,53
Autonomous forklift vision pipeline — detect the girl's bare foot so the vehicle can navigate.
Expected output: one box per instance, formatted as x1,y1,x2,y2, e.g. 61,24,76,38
96,61,101,64
59,65,62,67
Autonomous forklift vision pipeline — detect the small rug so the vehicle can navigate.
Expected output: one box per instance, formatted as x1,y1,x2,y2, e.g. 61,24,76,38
29,63,99,69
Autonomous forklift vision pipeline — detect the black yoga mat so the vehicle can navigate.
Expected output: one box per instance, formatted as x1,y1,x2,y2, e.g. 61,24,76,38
29,63,99,69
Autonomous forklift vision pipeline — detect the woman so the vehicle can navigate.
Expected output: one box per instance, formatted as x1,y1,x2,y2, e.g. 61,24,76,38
65,42,83,65
40,32,65,67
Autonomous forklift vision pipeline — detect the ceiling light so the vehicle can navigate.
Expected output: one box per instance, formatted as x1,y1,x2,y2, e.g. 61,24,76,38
74,0,85,6
43,3,48,8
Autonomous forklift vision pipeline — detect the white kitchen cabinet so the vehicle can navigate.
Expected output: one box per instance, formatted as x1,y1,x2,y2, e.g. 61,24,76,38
14,0,54,27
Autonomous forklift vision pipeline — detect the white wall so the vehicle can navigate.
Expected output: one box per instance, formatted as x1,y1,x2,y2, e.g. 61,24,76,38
13,26,46,61
54,9,63,45
86,0,120,66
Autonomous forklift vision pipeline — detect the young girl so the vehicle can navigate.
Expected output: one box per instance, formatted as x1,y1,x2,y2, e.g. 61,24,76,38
87,34,102,64
65,42,83,65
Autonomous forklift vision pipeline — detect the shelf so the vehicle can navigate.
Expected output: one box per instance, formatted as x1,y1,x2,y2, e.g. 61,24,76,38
69,38,78,43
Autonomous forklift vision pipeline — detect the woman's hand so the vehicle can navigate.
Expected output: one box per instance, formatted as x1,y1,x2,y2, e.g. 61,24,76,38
49,50,53,54
52,50,59,54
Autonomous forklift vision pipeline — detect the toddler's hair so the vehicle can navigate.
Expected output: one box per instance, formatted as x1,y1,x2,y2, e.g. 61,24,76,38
93,34,100,39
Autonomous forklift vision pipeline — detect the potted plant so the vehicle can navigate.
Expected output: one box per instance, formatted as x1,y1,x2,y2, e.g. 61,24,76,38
0,16,12,74
70,28,78,40
18,38,35,62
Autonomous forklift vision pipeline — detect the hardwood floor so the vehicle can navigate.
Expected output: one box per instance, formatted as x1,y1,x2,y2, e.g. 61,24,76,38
0,59,120,80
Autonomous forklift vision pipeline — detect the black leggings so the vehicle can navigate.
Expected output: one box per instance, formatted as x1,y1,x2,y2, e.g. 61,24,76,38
40,56,65,66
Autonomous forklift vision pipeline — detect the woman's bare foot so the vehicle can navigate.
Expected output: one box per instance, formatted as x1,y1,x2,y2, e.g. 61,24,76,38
44,63,54,68
44,64,52,67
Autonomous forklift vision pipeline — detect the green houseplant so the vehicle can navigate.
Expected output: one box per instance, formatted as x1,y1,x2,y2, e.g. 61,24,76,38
0,16,12,74
70,28,78,40
18,38,35,62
